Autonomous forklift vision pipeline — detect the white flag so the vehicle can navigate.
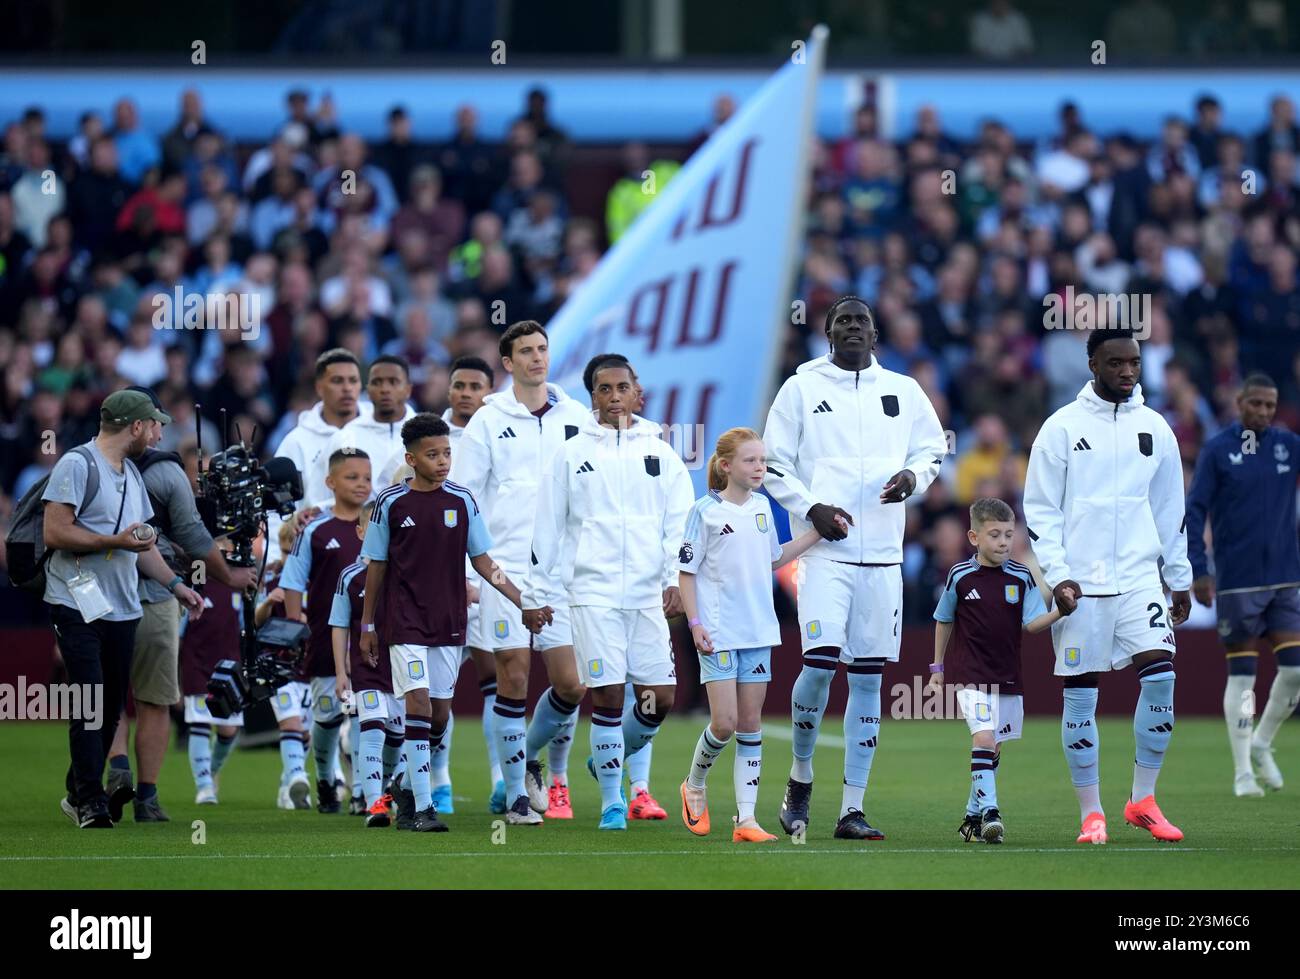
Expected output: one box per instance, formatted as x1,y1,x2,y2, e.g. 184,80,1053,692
547,26,829,489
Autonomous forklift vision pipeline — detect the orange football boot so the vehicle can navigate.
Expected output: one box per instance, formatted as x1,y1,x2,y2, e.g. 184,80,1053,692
1124,795,1183,842
680,781,709,835
545,778,573,819
1076,811,1108,844
629,787,667,820
732,818,778,843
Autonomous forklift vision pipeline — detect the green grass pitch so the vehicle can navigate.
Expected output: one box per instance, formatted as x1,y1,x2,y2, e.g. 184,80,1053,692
2,716,1297,889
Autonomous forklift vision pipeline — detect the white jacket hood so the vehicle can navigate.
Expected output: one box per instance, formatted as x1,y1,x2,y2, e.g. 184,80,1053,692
481,382,579,420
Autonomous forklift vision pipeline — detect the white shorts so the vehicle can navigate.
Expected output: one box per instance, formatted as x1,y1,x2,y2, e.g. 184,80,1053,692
310,675,346,722
270,680,311,725
183,694,243,727
355,688,405,728
465,585,488,652
389,643,462,699
955,687,1023,743
570,606,676,688
796,557,902,662
475,579,574,652
1051,585,1179,675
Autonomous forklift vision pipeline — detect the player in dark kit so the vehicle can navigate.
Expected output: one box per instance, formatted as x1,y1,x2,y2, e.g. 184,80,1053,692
930,498,1061,843
281,447,372,813
330,501,408,827
180,549,247,806
1186,373,1300,795
359,413,546,832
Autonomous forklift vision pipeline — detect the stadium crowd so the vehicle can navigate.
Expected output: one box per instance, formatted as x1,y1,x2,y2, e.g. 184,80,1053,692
1,85,1298,624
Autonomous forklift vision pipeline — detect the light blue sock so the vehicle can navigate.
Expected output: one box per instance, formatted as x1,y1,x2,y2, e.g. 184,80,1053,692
348,714,362,797
279,729,306,786
548,717,575,781
188,724,213,790
527,687,580,768
627,738,653,793
432,711,453,789
494,696,528,804
1133,658,1176,800
965,778,980,817
480,679,502,783
1062,686,1100,797
312,716,343,786
790,662,834,782
841,668,882,816
590,706,625,811
405,715,433,811
360,723,386,806
971,748,998,812
621,698,663,782
211,731,237,775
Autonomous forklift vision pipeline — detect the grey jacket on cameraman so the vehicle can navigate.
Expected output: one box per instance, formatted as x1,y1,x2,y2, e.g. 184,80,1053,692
137,458,215,604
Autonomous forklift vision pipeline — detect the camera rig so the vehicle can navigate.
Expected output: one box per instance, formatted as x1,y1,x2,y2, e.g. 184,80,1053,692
192,408,307,717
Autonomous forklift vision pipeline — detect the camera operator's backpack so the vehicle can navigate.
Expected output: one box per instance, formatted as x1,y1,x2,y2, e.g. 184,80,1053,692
133,447,186,575
4,444,101,594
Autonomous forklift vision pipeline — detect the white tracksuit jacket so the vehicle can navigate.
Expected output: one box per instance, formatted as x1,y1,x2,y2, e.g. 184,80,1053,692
762,354,948,564
525,413,694,610
317,402,418,494
450,383,591,576
1023,381,1192,595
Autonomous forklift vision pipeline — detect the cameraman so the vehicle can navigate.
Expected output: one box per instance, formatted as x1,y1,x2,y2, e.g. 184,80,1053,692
105,387,258,822
43,390,203,830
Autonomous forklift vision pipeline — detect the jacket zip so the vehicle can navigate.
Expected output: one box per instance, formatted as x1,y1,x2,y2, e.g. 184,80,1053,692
617,426,626,601
1110,399,1119,594
855,369,865,563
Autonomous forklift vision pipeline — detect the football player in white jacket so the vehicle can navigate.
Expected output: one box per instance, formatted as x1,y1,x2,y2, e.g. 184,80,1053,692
1023,329,1192,845
763,296,948,841
525,357,695,830
316,355,417,496
451,321,592,825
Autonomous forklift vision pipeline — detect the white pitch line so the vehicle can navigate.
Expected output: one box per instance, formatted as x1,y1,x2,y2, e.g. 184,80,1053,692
1,846,1295,862
764,727,846,749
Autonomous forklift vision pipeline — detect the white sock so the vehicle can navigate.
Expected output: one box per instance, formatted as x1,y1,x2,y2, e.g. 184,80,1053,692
840,783,865,818
734,731,762,822
688,726,730,790
790,756,813,783
1223,673,1256,777
1075,782,1102,821
1131,763,1159,801
1254,665,1300,749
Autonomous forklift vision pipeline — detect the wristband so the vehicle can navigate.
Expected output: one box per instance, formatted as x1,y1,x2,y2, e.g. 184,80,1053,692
166,575,184,594
361,623,376,634
688,618,701,628
928,663,944,674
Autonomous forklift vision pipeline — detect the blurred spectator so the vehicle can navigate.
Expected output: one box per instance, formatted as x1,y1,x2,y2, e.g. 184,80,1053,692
161,89,215,169
372,106,427,204
953,414,1027,504
969,0,1035,61
66,136,131,253
390,164,465,273
686,94,736,158
605,142,680,244
437,105,498,218
110,98,160,185
1254,95,1300,166
517,87,571,180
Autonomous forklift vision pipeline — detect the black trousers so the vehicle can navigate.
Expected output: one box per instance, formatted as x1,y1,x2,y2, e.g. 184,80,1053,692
48,603,138,806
